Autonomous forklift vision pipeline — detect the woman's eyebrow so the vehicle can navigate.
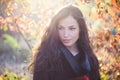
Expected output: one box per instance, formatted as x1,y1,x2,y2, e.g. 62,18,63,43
57,25,63,27
69,25,75,27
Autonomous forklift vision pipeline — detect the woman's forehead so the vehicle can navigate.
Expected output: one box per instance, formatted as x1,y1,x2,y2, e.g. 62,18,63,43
58,15,79,27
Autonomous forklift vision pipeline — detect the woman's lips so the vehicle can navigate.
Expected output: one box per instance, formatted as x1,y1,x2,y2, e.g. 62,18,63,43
62,39,71,43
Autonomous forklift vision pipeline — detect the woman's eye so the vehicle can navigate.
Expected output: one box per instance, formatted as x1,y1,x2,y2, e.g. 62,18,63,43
70,28,76,30
58,27,63,30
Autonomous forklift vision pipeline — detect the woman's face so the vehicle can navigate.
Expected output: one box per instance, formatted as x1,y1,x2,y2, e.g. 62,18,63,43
58,15,80,48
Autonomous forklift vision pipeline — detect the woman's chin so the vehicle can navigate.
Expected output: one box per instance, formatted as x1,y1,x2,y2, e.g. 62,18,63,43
63,43,72,47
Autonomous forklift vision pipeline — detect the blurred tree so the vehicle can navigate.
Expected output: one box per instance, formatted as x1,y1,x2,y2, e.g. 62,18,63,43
0,0,12,18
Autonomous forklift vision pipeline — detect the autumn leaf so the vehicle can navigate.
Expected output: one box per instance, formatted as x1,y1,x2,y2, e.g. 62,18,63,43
0,76,3,80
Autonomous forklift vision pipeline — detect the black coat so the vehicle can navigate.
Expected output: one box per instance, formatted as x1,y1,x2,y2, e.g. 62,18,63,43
33,52,101,80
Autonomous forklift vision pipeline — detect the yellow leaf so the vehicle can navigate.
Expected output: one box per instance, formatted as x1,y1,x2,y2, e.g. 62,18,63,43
0,76,3,80
21,77,27,80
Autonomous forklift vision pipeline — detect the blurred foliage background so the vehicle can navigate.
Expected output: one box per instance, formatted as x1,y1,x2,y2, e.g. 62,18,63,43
0,0,120,80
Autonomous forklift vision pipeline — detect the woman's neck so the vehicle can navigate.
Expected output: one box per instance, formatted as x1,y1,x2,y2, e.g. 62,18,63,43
66,45,79,56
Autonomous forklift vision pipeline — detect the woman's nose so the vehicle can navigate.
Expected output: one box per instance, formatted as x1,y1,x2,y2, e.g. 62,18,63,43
63,30,69,37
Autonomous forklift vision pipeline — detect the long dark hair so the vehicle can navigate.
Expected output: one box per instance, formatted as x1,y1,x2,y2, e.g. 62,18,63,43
31,5,99,73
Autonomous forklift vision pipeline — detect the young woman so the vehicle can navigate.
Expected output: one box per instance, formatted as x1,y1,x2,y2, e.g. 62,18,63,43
32,5,101,80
